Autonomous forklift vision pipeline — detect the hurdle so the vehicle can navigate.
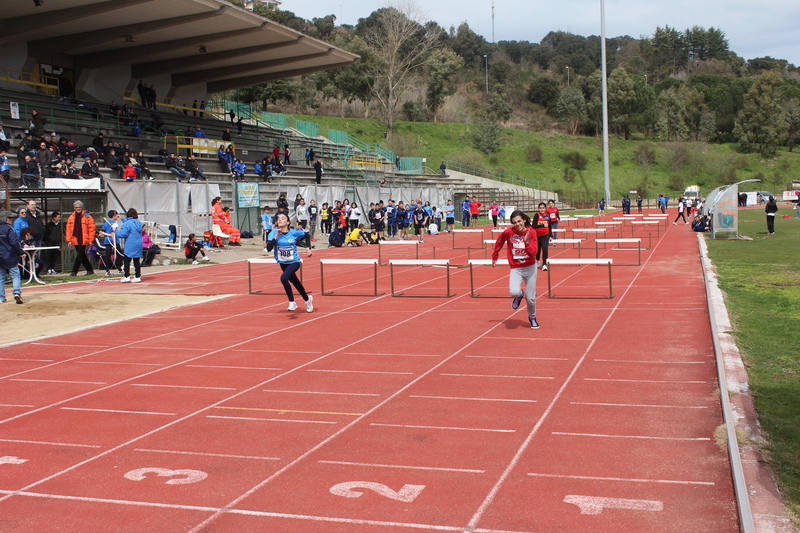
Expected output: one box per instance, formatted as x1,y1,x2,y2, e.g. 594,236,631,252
549,238,584,257
378,240,420,266
546,258,614,299
389,259,454,297
573,214,595,227
248,257,304,295
571,228,607,239
594,221,623,237
631,220,661,237
452,229,485,250
468,259,509,298
320,258,384,296
595,238,642,266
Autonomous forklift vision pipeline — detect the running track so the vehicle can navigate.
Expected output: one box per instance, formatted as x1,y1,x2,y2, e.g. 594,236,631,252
0,212,738,532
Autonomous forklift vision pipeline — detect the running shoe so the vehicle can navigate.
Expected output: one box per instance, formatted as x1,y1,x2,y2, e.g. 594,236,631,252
14,294,23,305
120,277,131,283
529,316,540,329
305,294,314,313
511,295,523,310
542,265,549,271
192,260,199,265
287,301,298,311
132,277,142,283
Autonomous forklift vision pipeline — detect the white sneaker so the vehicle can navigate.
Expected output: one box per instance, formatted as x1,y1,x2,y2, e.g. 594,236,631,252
542,264,549,271
132,277,142,283
120,277,131,283
201,256,209,261
287,301,298,311
305,295,313,313
192,260,199,265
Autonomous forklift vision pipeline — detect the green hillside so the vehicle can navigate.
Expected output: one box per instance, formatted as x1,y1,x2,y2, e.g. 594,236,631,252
298,114,800,201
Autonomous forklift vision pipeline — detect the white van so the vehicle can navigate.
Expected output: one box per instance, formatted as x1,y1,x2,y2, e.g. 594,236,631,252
684,186,701,205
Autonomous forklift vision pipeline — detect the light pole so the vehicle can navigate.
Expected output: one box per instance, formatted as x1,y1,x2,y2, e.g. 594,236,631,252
600,0,610,206
483,55,488,94
566,66,570,85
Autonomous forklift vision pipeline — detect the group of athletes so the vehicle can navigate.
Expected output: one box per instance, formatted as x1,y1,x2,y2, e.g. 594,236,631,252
266,197,562,330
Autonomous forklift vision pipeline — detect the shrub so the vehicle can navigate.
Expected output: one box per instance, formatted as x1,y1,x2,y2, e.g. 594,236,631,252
718,165,738,184
560,151,588,170
668,174,685,191
634,143,656,169
563,167,576,183
666,142,689,172
527,144,543,163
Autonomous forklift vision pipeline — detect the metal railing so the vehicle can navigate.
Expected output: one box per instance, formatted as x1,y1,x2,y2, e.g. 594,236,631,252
123,91,203,116
0,68,59,96
444,160,557,192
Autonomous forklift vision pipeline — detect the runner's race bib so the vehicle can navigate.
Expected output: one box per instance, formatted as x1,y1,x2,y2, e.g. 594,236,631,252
277,246,293,261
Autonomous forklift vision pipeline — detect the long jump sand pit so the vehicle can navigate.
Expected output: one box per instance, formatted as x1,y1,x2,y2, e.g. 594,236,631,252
0,293,219,345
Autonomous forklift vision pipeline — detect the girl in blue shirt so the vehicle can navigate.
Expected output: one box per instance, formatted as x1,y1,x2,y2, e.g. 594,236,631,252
267,212,313,312
99,210,122,275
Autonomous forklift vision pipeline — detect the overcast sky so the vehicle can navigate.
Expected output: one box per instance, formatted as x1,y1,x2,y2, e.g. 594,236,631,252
288,0,800,66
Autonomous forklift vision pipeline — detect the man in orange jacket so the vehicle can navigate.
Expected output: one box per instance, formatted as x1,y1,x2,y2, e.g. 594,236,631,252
65,200,97,276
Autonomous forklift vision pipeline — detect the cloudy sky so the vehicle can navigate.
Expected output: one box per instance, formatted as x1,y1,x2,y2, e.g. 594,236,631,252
288,0,800,66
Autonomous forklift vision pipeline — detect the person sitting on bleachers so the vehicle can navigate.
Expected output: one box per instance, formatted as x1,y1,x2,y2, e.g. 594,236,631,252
165,153,189,181
270,155,287,176
104,149,123,179
123,162,137,182
109,101,121,116
232,158,246,180
254,159,272,182
185,154,205,181
217,144,230,174
80,158,101,179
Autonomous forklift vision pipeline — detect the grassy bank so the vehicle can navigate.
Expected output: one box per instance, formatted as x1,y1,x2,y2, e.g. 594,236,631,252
297,114,800,202
705,208,800,521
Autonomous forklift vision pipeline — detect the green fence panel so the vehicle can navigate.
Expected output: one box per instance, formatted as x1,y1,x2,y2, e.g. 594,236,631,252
328,129,349,145
296,119,319,137
399,157,423,173
262,112,287,130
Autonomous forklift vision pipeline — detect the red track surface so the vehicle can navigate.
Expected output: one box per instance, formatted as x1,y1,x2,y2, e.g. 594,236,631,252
0,211,738,532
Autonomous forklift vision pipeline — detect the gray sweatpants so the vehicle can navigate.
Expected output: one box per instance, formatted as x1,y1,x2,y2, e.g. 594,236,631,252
509,263,538,317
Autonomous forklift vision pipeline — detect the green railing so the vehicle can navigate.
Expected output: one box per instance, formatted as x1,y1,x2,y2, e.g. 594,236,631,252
444,160,557,192
328,128,349,145
398,157,423,173
295,119,318,137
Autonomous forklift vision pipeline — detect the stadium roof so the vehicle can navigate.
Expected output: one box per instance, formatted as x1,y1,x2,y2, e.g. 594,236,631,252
0,0,359,94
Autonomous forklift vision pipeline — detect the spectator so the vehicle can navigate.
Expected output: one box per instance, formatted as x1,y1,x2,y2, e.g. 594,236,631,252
210,197,241,246
185,154,205,181
283,144,291,165
469,196,483,225
192,125,207,138
115,208,143,282
199,101,205,118
0,210,24,304
440,161,446,176
99,210,123,275
461,197,471,227
165,153,189,181
30,109,46,135
254,159,271,182
295,198,309,230
222,128,232,142
65,200,96,276
42,211,61,275
0,122,10,152
123,162,137,182
148,85,157,110
91,133,105,149
140,229,157,267
150,112,164,132
313,158,322,184
0,149,11,183
184,233,210,264
236,117,243,136
20,154,39,189
229,109,236,124
691,215,709,232
217,144,230,174
765,196,778,235
24,199,44,247
130,151,153,180
192,100,198,116
13,206,29,237
231,158,246,179
137,79,148,107
109,100,121,116
105,149,123,179
81,158,102,179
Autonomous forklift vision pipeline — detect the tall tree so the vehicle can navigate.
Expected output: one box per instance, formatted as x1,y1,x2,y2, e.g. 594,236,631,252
425,48,463,120
734,71,788,156
785,98,800,152
554,87,587,136
607,67,637,139
359,2,444,133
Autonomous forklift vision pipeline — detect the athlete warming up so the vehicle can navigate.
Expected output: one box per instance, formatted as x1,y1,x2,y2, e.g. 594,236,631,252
491,210,540,329
267,213,313,312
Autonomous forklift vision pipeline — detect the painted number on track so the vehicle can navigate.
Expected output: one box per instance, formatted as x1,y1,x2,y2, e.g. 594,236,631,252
564,495,663,515
330,481,425,502
124,467,208,485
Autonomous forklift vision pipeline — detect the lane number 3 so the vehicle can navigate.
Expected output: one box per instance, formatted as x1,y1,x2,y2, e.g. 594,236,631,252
330,481,425,502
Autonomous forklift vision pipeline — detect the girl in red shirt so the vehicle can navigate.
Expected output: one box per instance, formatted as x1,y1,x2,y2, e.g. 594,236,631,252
546,199,560,239
491,210,541,328
532,202,552,270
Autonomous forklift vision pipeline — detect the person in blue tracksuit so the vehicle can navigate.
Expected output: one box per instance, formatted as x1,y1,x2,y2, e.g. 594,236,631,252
267,212,313,312
115,208,144,282
461,198,471,227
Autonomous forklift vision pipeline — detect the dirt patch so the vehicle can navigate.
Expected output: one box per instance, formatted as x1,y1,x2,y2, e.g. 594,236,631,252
0,293,218,345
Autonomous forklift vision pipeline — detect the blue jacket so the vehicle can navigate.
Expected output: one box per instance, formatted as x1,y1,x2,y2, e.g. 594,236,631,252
115,217,143,258
0,221,24,269
13,217,28,237
193,128,207,138
233,161,246,174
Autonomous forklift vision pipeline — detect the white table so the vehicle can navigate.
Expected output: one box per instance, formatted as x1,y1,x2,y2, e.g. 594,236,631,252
21,246,59,285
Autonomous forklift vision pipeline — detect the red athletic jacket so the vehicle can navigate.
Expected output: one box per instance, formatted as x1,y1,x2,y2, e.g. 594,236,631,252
532,213,551,237
491,226,538,268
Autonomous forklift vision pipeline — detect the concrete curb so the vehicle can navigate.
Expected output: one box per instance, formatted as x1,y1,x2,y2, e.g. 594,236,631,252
699,234,796,533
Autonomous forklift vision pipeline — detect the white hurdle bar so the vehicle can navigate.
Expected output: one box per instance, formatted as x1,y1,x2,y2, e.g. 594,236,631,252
595,238,642,266
452,228,485,250
378,239,420,265
248,257,304,295
546,257,614,299
467,259,509,298
320,258,384,296
389,259,454,298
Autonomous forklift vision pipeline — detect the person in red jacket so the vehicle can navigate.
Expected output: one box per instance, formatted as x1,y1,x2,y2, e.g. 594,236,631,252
469,196,483,225
491,209,540,329
123,162,137,182
532,202,552,271
545,199,560,240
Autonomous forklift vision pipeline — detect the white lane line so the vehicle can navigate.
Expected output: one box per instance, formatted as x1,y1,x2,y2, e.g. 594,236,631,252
10,379,106,385
263,390,380,396
441,373,553,380
583,378,706,384
570,401,708,409
60,407,177,416
0,490,533,533
0,358,54,362
318,460,485,473
186,365,282,371
129,384,236,390
593,359,707,364
134,449,280,461
0,404,35,408
75,361,163,366
552,431,710,441
527,472,714,486
232,349,322,354
370,423,515,433
0,438,100,448
30,344,102,348
466,355,569,361
207,415,336,425
349,352,442,358
307,369,414,375
410,395,537,403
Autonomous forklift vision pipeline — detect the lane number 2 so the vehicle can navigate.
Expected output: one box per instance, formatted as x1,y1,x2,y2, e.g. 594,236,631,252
124,467,208,485
330,481,425,503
